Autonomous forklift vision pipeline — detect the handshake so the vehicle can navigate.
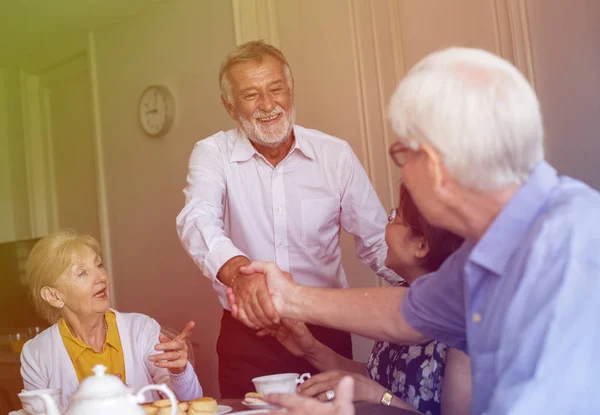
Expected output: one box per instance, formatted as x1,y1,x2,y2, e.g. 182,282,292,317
226,261,299,330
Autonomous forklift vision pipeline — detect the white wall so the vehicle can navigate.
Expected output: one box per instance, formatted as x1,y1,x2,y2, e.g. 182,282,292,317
528,0,600,189
92,0,236,397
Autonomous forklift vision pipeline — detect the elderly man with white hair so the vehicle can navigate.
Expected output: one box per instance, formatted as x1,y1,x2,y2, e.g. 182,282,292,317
228,47,600,414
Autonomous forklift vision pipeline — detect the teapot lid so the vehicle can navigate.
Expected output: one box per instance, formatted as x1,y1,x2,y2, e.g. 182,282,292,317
72,365,130,400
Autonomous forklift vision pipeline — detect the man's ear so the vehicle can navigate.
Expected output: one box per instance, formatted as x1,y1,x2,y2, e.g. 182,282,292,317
420,143,449,194
221,95,238,121
41,286,64,309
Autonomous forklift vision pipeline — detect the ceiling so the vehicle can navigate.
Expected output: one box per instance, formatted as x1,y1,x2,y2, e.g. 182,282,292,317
0,0,162,66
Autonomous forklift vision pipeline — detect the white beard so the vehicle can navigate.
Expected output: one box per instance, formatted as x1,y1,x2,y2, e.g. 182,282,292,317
238,105,296,148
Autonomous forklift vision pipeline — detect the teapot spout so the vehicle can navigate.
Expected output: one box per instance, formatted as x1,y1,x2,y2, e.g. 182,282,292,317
39,393,61,415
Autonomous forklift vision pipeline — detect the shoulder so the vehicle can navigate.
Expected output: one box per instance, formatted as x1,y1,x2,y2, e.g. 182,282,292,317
531,177,600,260
22,324,59,362
295,125,353,153
190,129,238,155
113,310,159,334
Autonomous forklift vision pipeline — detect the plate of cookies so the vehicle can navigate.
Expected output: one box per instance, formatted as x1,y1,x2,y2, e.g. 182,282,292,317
141,397,232,415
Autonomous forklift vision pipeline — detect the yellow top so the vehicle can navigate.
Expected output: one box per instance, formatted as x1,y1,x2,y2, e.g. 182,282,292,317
58,310,126,383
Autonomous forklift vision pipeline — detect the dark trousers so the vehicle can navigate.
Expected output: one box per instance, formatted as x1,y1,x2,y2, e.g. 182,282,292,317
217,310,353,398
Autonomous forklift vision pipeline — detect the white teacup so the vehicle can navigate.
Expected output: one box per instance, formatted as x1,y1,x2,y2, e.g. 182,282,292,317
18,389,61,414
252,372,311,395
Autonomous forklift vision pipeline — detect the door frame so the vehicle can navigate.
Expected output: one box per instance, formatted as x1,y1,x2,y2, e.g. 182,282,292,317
19,32,115,305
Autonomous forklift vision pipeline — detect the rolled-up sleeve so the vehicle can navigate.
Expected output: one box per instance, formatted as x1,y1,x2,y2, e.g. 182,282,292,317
401,244,469,352
176,137,246,281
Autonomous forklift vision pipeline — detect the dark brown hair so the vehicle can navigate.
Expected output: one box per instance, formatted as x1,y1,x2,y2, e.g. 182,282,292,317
399,185,464,272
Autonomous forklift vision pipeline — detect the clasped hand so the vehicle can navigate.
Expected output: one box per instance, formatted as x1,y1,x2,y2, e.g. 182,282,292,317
227,261,296,330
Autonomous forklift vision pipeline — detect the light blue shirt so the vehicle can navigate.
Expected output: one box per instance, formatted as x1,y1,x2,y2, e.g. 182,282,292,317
402,161,600,414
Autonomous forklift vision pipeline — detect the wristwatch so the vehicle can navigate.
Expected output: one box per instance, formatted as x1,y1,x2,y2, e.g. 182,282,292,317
381,390,393,406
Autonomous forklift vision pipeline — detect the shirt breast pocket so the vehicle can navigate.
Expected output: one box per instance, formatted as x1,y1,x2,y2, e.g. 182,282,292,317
300,198,340,248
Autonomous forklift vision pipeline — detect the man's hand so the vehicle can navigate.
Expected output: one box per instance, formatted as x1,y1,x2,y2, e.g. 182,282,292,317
257,319,318,358
265,376,355,415
227,261,299,329
230,271,279,329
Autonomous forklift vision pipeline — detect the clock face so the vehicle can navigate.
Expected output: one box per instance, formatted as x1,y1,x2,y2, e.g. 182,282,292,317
139,85,174,137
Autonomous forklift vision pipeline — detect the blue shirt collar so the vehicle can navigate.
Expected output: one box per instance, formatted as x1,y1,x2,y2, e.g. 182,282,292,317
229,125,315,163
469,161,559,276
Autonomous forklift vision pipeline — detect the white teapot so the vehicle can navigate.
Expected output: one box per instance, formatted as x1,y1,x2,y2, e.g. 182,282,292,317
37,364,177,415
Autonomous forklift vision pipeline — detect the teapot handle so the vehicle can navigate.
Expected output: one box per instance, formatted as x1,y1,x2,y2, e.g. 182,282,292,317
136,384,178,415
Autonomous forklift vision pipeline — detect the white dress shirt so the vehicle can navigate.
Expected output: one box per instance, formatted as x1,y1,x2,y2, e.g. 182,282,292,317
176,125,400,309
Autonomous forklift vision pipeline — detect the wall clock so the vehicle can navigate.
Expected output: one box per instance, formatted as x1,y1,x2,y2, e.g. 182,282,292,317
138,85,175,137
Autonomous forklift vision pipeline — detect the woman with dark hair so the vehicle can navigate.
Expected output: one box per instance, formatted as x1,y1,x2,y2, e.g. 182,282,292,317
258,186,470,415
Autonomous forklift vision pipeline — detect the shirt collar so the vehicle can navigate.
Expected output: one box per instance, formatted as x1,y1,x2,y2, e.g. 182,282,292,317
469,161,559,276
229,125,316,163
58,312,121,361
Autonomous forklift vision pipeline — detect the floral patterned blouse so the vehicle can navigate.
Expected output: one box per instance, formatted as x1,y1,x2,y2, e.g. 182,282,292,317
366,285,448,415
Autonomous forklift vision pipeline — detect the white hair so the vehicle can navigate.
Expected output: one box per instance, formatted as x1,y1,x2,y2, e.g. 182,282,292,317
388,47,544,190
219,40,294,105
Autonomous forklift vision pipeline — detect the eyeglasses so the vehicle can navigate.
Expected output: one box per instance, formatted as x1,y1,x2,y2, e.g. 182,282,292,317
388,141,416,167
388,208,398,224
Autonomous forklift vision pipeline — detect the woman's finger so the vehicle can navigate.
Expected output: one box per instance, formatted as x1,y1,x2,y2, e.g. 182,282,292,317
149,351,184,362
154,359,187,369
175,321,195,341
155,340,187,352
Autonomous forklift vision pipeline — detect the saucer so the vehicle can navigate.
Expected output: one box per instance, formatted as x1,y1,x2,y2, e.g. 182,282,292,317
217,404,234,414
241,400,278,410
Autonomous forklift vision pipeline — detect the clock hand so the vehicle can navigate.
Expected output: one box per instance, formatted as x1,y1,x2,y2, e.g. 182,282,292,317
145,109,158,114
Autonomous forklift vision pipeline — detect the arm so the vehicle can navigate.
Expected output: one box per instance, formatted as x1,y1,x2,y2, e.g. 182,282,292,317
176,139,277,327
305,341,367,375
287,286,423,344
234,261,424,344
175,138,247,283
263,319,367,374
20,340,47,391
299,370,420,412
337,143,401,285
441,348,471,415
233,247,469,345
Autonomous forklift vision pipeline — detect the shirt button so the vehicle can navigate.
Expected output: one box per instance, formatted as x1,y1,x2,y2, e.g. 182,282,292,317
472,313,482,323
278,241,285,247
276,207,282,213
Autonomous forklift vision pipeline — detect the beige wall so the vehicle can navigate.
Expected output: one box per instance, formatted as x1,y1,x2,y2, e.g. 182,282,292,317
92,0,235,397
0,68,30,243
270,0,503,361
92,0,539,384
527,0,600,189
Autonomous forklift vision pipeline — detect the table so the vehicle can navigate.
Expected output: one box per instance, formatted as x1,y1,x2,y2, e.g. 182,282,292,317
218,399,419,414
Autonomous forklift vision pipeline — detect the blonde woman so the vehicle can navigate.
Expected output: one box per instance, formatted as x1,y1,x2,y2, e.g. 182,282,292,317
20,230,203,406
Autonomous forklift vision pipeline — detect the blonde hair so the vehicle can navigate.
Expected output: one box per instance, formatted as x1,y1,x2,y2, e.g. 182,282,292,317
26,229,102,324
219,40,293,105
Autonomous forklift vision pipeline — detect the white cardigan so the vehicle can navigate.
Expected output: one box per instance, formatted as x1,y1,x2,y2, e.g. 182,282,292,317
20,310,203,407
